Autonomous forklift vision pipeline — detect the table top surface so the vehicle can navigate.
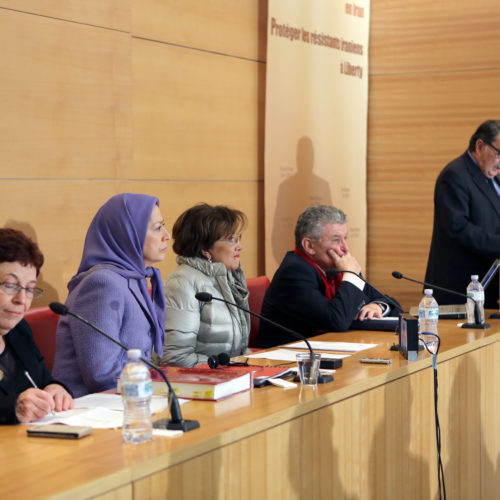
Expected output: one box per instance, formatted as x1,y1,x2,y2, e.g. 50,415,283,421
2,315,499,499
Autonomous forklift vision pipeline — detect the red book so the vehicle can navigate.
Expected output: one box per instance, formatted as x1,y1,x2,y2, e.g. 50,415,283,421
151,366,252,401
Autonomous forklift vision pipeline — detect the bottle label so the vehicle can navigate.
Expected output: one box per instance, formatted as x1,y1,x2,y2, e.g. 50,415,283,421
122,380,152,398
419,308,439,320
467,291,484,302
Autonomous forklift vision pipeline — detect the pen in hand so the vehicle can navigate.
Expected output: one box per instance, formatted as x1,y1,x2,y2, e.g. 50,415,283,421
24,370,56,416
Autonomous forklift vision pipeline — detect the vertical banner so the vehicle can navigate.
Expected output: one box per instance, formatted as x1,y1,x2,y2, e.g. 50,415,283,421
265,0,370,276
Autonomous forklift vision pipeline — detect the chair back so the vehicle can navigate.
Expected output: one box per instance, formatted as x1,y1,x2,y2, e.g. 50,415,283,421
246,275,270,347
24,306,60,372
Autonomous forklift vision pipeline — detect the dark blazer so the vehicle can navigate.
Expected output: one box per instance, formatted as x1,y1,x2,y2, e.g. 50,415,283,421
0,320,69,424
257,251,399,348
425,152,500,308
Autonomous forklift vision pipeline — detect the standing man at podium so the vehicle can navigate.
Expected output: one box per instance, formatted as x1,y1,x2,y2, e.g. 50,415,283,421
425,120,500,309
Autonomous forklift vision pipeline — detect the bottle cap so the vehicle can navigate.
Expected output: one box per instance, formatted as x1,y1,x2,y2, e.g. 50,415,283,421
127,349,141,360
424,289,433,295
471,275,479,280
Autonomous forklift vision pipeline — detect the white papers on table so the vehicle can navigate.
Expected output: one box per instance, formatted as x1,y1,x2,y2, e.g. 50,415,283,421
246,348,349,363
74,393,177,413
26,394,178,429
284,341,378,352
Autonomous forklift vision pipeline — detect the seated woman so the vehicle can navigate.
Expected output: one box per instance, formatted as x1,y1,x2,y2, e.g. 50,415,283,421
53,193,170,397
0,228,73,424
161,203,250,367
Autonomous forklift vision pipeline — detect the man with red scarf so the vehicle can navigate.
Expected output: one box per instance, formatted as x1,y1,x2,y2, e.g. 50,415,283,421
257,205,399,348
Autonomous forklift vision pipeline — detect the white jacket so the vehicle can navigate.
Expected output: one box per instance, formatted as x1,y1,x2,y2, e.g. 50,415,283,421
161,256,250,367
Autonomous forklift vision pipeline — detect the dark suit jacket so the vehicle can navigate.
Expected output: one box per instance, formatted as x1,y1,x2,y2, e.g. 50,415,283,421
0,320,69,424
256,251,400,348
425,152,500,308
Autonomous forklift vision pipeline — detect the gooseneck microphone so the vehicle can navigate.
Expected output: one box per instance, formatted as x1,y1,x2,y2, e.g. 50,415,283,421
392,271,489,330
49,302,200,432
194,292,336,380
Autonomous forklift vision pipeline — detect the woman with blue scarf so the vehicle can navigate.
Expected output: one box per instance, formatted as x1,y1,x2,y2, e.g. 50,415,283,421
53,193,169,397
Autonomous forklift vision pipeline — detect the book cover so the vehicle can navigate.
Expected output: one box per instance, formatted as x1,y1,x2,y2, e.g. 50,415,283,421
151,366,252,401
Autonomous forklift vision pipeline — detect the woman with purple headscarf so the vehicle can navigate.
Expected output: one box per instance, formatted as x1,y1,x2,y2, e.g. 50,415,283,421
53,193,170,397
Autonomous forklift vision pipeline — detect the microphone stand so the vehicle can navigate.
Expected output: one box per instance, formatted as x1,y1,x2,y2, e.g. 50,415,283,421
195,293,334,383
392,271,489,330
49,302,199,432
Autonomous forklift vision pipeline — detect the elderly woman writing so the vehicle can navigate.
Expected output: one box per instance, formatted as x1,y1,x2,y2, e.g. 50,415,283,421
161,203,251,367
53,193,170,397
0,228,73,424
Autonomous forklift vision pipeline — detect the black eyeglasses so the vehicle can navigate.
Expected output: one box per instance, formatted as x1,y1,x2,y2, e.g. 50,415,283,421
486,143,500,159
0,282,44,299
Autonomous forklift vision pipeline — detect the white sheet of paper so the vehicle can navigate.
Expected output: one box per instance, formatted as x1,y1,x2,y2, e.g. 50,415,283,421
284,341,378,352
246,348,349,362
25,394,177,429
74,393,174,413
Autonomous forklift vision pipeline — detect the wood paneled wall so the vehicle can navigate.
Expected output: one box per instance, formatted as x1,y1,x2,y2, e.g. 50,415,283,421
368,0,500,309
0,1,266,306
0,0,497,311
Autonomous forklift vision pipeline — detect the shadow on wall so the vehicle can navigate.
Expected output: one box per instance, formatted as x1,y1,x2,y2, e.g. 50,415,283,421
271,136,332,265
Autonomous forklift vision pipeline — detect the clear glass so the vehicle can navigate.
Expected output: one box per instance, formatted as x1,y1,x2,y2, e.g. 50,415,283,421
296,352,321,386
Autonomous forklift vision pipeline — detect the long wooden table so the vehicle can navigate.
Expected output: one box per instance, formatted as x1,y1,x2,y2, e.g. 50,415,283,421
1,318,500,500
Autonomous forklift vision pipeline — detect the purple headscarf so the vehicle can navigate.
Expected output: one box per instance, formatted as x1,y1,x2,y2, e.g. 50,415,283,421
74,193,166,354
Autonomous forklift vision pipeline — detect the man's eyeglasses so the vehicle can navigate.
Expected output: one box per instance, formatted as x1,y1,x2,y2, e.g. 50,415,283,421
486,142,500,159
0,282,44,299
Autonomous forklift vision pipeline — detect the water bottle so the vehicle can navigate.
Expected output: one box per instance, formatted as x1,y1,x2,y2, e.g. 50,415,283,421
466,275,485,324
120,349,153,444
418,289,439,353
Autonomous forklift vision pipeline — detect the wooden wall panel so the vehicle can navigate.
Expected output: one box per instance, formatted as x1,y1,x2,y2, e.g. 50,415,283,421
368,0,500,310
132,38,264,181
370,0,500,74
367,181,435,309
0,1,130,31
0,180,261,307
368,70,500,183
134,370,437,499
132,0,267,61
0,8,132,179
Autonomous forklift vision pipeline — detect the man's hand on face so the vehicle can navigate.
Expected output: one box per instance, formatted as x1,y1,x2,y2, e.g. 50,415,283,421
327,249,362,274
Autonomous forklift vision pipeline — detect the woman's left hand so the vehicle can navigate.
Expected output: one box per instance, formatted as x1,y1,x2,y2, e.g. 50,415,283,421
44,384,74,412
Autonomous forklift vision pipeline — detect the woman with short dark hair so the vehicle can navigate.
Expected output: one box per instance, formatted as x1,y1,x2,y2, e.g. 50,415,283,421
161,203,250,367
0,228,73,424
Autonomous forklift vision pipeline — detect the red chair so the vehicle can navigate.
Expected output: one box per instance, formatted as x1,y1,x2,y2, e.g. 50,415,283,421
24,306,60,373
246,275,270,348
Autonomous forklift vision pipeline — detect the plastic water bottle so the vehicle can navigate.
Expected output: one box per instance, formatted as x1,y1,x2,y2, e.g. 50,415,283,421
418,289,439,353
466,275,485,324
120,349,153,444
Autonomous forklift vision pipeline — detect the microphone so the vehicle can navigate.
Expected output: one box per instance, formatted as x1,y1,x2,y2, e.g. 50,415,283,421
207,352,249,369
391,271,489,330
49,302,200,432
194,293,337,380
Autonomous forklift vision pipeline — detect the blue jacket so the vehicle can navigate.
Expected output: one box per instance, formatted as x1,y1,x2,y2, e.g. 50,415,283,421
53,267,157,397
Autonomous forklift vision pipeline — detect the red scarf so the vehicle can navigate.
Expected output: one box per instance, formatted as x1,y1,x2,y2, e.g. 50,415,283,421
293,247,342,300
